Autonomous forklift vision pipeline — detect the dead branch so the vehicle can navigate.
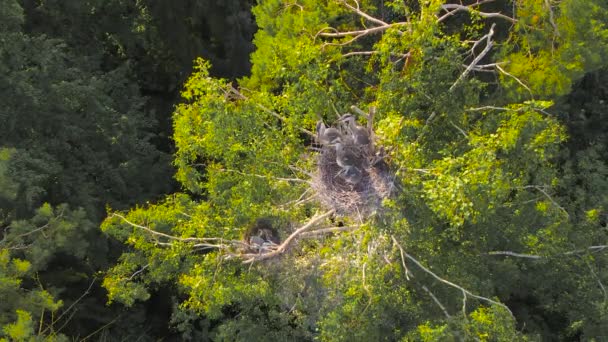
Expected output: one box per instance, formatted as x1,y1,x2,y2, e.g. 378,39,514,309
128,264,150,280
342,51,410,59
112,213,215,243
489,245,608,259
317,23,406,39
487,251,542,259
438,3,517,23
391,235,412,280
544,0,560,37
496,64,534,97
422,285,451,318
0,207,66,249
315,1,407,46
522,185,569,218
41,278,96,335
241,210,335,264
341,0,388,26
450,23,496,92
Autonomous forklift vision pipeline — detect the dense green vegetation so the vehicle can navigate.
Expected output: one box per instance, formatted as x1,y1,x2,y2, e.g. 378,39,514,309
1,0,607,340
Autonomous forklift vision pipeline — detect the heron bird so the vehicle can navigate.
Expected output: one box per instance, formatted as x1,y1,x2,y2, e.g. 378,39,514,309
340,114,370,146
334,142,361,169
338,165,363,185
316,120,342,145
249,235,265,250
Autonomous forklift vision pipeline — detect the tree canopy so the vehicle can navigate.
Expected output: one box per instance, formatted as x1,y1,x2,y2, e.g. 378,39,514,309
2,0,608,340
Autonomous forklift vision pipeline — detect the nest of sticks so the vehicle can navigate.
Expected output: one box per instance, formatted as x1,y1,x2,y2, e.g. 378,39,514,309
311,122,395,217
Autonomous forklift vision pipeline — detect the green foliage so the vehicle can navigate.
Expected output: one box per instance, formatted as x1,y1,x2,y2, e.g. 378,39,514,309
502,0,608,98
408,306,528,341
96,0,608,340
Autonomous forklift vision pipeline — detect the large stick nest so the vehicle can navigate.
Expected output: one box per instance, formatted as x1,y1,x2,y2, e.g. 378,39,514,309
311,122,395,217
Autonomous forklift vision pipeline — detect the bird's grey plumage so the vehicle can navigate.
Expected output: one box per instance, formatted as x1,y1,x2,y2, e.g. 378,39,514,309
340,114,370,146
334,142,360,168
316,120,342,145
339,165,363,185
249,236,265,249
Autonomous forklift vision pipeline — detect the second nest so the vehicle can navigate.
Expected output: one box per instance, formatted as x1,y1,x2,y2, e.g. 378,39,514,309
311,112,395,216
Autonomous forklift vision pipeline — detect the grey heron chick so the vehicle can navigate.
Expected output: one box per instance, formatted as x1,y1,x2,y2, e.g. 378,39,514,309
334,142,361,169
338,165,363,185
249,235,265,250
340,114,371,146
316,120,342,145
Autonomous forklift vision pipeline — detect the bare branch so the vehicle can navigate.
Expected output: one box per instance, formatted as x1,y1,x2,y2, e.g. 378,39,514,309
438,4,517,23
489,245,608,259
341,0,388,26
111,213,209,243
449,121,469,138
450,23,496,92
391,236,412,280
317,23,406,39
0,208,66,248
128,264,150,280
42,278,96,335
545,0,560,37
466,105,511,112
582,258,608,303
342,51,410,59
496,64,534,97
422,285,451,318
487,251,542,259
522,185,569,218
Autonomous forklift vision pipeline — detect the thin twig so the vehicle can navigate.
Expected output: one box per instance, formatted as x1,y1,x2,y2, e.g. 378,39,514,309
42,278,96,335
522,185,569,218
391,236,412,280
341,0,388,26
496,64,534,97
128,264,150,280
112,213,208,243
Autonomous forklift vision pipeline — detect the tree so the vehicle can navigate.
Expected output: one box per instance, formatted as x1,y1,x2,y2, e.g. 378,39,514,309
1,0,176,338
102,0,608,339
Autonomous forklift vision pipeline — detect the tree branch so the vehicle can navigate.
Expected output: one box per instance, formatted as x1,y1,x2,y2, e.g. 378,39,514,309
488,245,608,259
111,213,211,243
450,23,496,91
438,3,517,23
422,285,451,318
341,0,388,26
